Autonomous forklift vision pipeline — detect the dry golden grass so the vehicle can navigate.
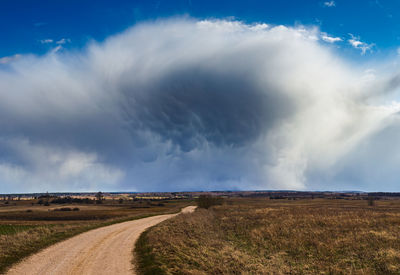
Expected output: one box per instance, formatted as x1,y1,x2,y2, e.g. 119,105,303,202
137,198,400,274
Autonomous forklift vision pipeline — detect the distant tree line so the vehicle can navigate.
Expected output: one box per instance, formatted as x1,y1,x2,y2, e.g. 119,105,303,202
49,197,95,204
368,192,400,197
53,207,80,211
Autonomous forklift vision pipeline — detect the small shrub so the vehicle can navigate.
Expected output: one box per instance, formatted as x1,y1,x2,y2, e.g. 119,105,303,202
72,208,80,211
197,194,224,209
367,197,375,206
95,192,103,204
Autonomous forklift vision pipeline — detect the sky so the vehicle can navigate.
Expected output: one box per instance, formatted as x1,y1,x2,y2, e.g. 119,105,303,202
1,1,400,193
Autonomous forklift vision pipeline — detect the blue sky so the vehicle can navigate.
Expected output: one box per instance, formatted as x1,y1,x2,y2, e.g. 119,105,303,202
2,1,400,193
1,0,400,58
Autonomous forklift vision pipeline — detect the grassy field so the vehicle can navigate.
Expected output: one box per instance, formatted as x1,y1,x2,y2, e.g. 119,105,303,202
0,198,191,274
136,198,400,274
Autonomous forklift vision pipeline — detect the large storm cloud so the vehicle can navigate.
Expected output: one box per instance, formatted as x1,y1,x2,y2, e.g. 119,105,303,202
1,19,399,192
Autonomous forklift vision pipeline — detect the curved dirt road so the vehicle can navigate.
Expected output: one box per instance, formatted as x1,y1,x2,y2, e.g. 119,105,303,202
7,206,196,275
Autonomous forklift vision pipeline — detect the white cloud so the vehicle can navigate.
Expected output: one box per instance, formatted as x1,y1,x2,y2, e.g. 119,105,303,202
348,34,374,54
321,32,342,43
50,45,63,54
0,138,124,193
324,1,336,7
296,26,320,41
249,23,269,31
0,19,399,192
39,38,70,45
56,38,71,44
0,54,21,64
40,39,54,44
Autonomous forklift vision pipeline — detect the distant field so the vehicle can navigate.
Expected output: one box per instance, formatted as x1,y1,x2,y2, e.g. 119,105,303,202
136,198,400,274
0,198,191,274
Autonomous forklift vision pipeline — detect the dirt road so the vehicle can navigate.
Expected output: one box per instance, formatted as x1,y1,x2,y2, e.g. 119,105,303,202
7,206,196,275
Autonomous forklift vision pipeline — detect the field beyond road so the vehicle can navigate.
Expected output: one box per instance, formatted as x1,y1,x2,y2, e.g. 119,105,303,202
137,198,400,274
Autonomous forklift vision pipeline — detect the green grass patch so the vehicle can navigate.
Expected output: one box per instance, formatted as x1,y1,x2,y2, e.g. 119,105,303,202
0,225,37,236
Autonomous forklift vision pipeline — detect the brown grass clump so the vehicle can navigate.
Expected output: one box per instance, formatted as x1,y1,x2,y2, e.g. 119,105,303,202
137,199,400,274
